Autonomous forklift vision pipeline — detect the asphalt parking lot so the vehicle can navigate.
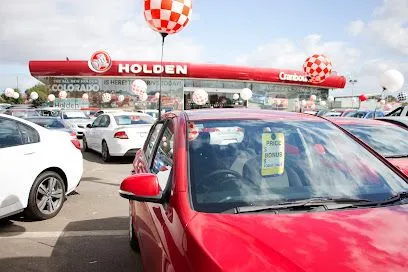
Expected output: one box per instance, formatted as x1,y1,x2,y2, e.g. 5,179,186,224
0,149,142,272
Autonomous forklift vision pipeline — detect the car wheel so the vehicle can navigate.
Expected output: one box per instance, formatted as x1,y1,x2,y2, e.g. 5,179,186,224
101,140,111,162
82,136,89,152
25,171,66,220
129,206,140,251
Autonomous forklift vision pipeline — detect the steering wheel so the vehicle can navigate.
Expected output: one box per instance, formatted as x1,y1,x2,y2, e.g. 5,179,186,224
196,169,243,194
203,169,243,184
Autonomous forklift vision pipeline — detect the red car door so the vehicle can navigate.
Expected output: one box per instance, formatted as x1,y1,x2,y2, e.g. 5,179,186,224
133,118,184,272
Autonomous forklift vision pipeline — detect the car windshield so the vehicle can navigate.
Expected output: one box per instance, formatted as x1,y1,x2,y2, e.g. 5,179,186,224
343,111,357,117
188,120,408,213
27,118,66,129
12,110,40,118
62,111,90,119
114,115,155,125
341,124,408,157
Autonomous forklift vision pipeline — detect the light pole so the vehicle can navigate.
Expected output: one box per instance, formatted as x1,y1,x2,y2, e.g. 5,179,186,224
349,79,358,108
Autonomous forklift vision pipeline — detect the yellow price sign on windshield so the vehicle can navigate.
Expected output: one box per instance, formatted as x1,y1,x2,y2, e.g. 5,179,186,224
261,133,285,176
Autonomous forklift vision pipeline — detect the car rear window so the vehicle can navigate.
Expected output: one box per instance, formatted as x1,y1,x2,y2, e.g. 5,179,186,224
187,119,408,213
114,115,154,125
27,118,66,129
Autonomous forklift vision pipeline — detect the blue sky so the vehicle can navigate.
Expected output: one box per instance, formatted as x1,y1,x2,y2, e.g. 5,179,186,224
0,0,406,95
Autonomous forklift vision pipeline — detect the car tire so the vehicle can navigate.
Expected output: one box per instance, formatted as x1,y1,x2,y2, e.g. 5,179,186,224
82,136,89,152
25,171,66,220
101,140,111,162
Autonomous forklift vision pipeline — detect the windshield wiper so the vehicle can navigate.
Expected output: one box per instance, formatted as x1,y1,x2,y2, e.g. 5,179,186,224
385,155,408,158
225,197,373,214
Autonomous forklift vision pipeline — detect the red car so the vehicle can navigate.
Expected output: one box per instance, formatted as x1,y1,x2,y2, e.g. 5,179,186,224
330,117,408,176
120,109,408,272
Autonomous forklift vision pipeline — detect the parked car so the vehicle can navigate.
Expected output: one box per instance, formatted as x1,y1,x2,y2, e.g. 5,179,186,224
0,114,83,220
323,111,342,117
80,107,100,119
385,105,408,117
25,116,75,136
377,117,408,129
120,109,408,271
83,112,154,162
379,106,408,128
36,107,62,117
0,103,11,113
58,109,93,138
330,108,357,117
3,108,41,119
348,110,385,119
330,118,408,176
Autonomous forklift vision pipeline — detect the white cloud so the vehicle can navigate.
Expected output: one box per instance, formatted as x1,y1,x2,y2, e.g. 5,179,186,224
346,20,365,36
236,34,361,76
366,0,408,55
0,0,202,64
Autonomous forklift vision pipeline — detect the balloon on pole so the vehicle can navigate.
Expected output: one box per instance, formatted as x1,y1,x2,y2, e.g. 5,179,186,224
13,92,19,99
155,92,160,99
240,88,253,101
301,100,307,107
233,93,240,100
140,92,148,102
144,0,193,119
82,93,89,100
144,0,193,35
192,89,208,106
48,94,56,102
102,93,112,103
59,91,68,99
396,92,407,102
4,88,15,97
118,95,125,102
359,94,368,102
380,69,405,92
380,99,386,105
30,91,39,100
310,95,317,101
131,79,148,97
303,54,333,83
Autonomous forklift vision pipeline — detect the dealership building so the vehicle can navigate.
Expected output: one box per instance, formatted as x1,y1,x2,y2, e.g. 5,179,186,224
29,52,346,111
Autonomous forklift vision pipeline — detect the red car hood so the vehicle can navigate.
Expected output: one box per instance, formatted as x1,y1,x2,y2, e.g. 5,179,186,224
388,158,408,176
186,205,408,272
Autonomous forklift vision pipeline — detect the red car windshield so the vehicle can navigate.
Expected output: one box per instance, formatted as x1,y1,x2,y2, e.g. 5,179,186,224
341,124,408,158
188,120,408,213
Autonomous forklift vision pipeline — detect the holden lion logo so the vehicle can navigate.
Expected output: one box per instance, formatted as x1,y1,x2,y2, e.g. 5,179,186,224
88,51,112,73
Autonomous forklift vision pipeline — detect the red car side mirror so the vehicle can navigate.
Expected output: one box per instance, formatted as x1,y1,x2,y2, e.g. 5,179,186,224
119,173,163,203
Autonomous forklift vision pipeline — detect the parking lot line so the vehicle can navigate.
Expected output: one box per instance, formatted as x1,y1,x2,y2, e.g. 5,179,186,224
0,230,128,239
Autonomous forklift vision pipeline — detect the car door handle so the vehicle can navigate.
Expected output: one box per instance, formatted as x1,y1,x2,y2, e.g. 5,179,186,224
24,152,36,155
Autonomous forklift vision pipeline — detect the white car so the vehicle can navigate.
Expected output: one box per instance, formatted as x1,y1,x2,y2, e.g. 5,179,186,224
59,110,93,138
0,114,83,220
82,112,155,162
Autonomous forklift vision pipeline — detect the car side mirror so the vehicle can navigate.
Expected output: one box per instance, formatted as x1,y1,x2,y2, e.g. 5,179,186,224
119,173,163,203
86,124,92,128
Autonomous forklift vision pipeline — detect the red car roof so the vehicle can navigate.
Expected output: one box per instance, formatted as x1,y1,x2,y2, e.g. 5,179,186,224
184,108,322,121
328,117,395,126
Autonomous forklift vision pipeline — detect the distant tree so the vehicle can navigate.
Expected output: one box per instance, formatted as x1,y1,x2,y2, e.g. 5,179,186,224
26,84,50,107
0,88,24,104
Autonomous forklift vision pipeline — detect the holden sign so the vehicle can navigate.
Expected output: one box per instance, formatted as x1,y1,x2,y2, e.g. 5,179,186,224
279,72,308,82
88,51,112,73
118,64,188,75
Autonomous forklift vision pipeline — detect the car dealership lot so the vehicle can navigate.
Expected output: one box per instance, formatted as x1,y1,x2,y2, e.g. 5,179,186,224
0,151,141,272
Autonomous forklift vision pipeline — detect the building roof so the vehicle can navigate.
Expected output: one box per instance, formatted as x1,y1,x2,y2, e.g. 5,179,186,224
29,60,346,89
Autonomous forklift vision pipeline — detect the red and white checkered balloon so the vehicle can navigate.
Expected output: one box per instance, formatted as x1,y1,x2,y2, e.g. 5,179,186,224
131,79,148,97
144,0,192,35
303,54,333,83
192,89,208,105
